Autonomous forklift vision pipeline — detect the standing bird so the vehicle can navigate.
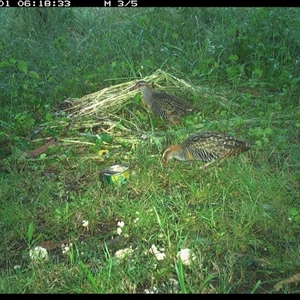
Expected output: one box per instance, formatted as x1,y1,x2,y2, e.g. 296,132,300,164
162,131,251,169
129,80,197,123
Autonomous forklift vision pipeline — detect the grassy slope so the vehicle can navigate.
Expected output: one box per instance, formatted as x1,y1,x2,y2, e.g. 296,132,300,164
0,7,300,293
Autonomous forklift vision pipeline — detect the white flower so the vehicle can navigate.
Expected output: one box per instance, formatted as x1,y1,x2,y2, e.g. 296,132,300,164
154,252,165,261
169,278,179,286
62,246,70,254
115,246,134,259
117,221,125,227
144,286,158,294
13,265,21,270
133,217,139,223
117,221,125,235
177,248,196,266
149,244,166,261
82,220,89,227
61,243,73,255
29,246,49,262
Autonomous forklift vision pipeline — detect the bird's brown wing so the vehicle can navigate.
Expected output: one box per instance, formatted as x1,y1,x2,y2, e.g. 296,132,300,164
151,92,196,119
181,131,251,161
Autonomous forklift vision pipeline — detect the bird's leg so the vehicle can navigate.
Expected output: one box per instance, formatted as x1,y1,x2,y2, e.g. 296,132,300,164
216,158,226,168
200,158,227,170
171,118,181,125
199,160,217,169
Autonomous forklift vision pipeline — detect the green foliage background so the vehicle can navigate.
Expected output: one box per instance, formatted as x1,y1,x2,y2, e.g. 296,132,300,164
0,7,300,294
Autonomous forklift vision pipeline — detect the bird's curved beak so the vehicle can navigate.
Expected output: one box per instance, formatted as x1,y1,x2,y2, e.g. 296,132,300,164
129,84,138,91
162,157,168,166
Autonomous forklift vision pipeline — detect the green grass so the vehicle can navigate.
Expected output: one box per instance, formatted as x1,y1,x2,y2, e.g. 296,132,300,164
1,7,300,294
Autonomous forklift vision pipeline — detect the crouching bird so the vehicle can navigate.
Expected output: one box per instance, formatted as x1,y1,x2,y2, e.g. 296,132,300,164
129,80,197,124
162,131,252,169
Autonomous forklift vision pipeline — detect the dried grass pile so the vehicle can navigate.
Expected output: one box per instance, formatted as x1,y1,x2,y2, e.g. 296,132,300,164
59,68,224,121
25,69,227,160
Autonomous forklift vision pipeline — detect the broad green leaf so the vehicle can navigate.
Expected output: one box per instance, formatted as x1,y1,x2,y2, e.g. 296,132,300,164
28,71,39,79
27,222,34,243
0,61,14,68
16,60,28,74
98,133,113,143
253,68,263,77
39,153,47,160
228,54,239,61
9,58,17,64
264,127,273,135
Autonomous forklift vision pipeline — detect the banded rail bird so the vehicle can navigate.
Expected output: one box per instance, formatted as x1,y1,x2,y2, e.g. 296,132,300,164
162,131,251,169
129,80,197,124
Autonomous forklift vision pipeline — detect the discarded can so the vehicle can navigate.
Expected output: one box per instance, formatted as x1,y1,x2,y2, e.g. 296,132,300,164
100,164,130,186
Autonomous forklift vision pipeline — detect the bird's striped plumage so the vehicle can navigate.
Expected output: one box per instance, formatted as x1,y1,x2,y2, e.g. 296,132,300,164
129,80,196,123
162,131,251,169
